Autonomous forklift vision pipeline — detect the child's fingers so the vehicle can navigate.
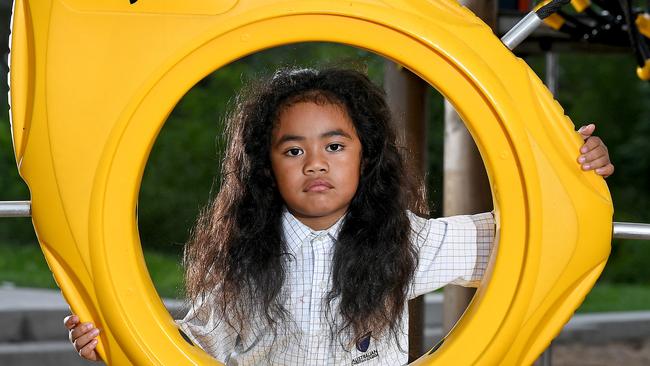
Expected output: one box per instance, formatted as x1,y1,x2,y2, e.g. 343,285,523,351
596,163,615,178
578,123,595,140
78,339,100,361
69,322,95,343
63,315,79,330
580,136,604,154
73,326,100,352
578,145,608,165
581,155,610,171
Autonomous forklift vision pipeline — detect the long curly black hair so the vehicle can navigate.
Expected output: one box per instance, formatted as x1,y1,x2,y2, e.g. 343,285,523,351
184,66,428,350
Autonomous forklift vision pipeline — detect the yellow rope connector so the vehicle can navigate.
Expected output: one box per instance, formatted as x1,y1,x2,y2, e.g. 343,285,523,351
571,0,591,13
638,59,650,81
636,13,650,39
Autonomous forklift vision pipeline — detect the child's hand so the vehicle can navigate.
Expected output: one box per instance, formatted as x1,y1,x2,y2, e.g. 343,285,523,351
64,314,101,361
577,124,614,178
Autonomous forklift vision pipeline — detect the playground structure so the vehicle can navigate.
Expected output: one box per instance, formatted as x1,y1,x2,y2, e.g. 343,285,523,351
1,0,650,365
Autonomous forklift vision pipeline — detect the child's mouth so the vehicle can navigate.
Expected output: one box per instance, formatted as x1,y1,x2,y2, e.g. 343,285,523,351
306,185,332,192
305,179,334,192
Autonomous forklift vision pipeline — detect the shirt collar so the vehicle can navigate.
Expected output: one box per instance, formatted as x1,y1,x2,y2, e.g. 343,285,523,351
282,206,346,253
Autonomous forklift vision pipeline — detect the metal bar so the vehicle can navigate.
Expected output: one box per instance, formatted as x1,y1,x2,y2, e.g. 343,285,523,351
613,222,650,240
541,343,552,366
545,52,559,95
2,200,649,241
0,201,31,217
502,11,544,50
535,46,562,366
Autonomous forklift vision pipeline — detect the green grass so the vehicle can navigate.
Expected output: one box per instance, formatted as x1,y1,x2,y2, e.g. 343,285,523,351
0,242,184,298
577,283,650,313
0,242,58,288
2,242,650,313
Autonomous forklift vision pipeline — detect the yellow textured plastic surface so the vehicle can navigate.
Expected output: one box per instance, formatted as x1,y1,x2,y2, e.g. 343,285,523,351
9,0,612,365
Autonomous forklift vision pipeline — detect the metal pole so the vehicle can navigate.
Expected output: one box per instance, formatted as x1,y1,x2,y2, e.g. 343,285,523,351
534,42,562,366
0,201,31,217
546,52,560,95
613,222,650,240
502,11,544,50
540,344,552,366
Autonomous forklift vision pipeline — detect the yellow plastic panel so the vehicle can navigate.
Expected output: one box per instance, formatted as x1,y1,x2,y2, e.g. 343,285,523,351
10,0,612,365
8,0,35,165
59,0,238,15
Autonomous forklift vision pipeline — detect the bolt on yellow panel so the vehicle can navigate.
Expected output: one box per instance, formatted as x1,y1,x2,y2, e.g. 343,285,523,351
9,0,612,365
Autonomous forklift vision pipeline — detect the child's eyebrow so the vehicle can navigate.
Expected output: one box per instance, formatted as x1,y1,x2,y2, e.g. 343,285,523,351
321,129,352,139
274,129,353,147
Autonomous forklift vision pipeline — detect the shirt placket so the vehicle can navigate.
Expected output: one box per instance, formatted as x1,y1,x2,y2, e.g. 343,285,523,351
307,232,330,362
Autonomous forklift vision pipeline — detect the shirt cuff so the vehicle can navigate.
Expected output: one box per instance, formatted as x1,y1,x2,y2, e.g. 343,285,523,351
468,211,496,285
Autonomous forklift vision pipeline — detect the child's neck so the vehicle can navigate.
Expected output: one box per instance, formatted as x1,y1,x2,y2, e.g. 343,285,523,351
289,209,345,231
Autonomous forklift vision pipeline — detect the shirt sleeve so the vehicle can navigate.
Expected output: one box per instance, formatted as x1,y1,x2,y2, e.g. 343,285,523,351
407,210,495,299
176,292,238,364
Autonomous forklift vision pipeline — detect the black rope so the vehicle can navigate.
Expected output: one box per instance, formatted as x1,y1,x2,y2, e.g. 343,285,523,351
536,0,572,19
619,0,648,65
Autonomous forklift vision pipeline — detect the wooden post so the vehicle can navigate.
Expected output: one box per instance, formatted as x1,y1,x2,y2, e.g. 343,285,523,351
442,0,497,335
383,61,428,361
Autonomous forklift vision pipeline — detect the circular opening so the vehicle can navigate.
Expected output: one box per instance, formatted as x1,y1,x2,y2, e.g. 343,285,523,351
138,42,495,363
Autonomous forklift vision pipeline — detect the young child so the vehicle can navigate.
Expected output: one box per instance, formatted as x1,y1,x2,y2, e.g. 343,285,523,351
64,67,614,365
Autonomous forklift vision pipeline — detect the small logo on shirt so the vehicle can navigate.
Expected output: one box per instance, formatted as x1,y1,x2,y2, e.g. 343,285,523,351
351,349,378,365
356,332,372,352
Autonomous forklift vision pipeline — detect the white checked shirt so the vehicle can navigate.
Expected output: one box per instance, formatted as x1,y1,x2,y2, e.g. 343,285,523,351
178,208,495,365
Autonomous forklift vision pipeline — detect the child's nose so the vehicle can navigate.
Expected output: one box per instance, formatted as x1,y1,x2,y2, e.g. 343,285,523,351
303,152,329,174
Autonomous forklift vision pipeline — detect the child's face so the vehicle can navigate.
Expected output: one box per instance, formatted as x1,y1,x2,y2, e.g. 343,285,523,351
270,102,362,230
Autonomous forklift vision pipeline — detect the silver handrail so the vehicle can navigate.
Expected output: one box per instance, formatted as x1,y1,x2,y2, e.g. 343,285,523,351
613,222,650,240
1,201,649,240
0,201,31,217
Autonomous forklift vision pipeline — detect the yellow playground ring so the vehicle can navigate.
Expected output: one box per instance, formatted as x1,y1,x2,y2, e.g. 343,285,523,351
9,0,613,365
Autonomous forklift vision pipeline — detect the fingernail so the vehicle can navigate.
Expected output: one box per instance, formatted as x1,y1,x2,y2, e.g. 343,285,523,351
596,168,603,174
578,156,586,163
583,164,591,170
581,146,588,153
90,328,99,336
578,126,585,132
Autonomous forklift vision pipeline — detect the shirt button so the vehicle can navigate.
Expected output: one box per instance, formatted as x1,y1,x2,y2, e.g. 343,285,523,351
319,281,326,290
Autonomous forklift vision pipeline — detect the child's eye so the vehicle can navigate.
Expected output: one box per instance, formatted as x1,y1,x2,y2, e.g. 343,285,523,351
285,148,303,157
326,143,344,152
